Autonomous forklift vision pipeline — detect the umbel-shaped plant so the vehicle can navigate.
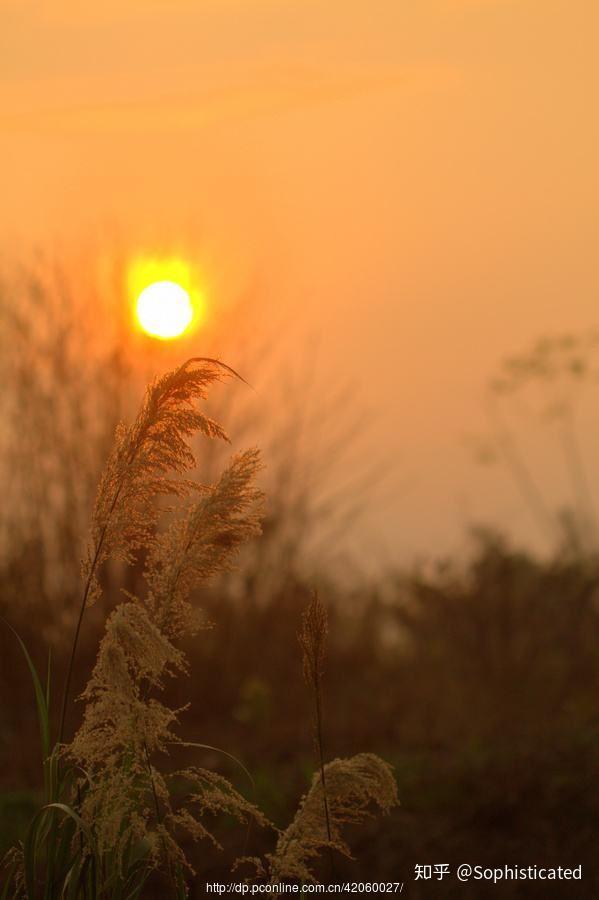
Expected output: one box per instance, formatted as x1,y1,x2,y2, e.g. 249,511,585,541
2,358,398,898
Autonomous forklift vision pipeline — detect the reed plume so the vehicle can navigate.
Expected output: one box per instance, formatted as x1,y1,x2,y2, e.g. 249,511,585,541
299,591,328,695
3,356,399,896
59,358,235,742
239,595,398,886
66,360,268,884
69,601,266,875
86,359,231,579
144,448,264,640
255,754,398,884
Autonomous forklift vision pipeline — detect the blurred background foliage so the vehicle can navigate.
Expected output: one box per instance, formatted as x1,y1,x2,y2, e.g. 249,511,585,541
1,264,599,896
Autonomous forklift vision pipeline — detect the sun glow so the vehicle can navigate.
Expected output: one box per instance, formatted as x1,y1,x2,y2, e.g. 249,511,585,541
129,257,202,340
136,281,193,339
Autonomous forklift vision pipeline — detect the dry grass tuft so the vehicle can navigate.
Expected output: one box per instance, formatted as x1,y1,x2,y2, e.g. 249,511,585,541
144,449,264,640
3,356,398,896
59,358,239,744
268,753,398,883
84,358,232,607
239,595,399,886
66,359,268,881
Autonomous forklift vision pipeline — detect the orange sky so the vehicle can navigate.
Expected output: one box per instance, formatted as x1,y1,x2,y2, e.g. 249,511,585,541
1,0,598,565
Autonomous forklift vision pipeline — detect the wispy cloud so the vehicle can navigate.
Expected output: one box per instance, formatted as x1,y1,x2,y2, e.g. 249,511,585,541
0,61,462,134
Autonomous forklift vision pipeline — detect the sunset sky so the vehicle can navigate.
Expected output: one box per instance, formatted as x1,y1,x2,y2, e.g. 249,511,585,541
1,0,598,565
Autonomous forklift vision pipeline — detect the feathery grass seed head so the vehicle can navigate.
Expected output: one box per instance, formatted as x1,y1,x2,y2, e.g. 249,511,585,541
67,359,267,883
84,359,231,606
299,590,328,690
269,753,398,883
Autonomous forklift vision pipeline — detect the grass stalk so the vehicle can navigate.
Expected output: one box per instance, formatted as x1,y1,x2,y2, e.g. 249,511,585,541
299,591,335,878
58,514,112,745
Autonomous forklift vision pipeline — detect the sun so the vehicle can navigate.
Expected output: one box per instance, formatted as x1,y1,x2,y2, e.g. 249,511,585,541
136,281,193,340
129,256,203,340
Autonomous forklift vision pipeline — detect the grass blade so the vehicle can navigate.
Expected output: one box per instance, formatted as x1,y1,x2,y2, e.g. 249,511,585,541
173,741,255,791
3,620,50,761
0,858,18,900
45,649,52,716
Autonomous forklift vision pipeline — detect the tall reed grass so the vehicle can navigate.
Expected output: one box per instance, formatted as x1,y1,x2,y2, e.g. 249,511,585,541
2,359,397,898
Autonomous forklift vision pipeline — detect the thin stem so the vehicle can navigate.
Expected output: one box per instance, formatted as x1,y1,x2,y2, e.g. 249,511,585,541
57,521,108,745
314,681,334,878
77,782,88,900
58,474,124,746
143,740,177,893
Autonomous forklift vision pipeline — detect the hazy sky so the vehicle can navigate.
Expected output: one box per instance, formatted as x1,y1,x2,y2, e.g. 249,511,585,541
1,1,598,566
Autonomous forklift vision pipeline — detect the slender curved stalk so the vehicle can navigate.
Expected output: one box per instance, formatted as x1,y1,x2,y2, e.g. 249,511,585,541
314,680,333,867
58,541,102,745
299,592,334,877
58,493,119,745
143,740,176,892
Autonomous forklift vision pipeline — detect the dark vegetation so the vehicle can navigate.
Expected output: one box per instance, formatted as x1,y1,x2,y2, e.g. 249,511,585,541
3,535,599,896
